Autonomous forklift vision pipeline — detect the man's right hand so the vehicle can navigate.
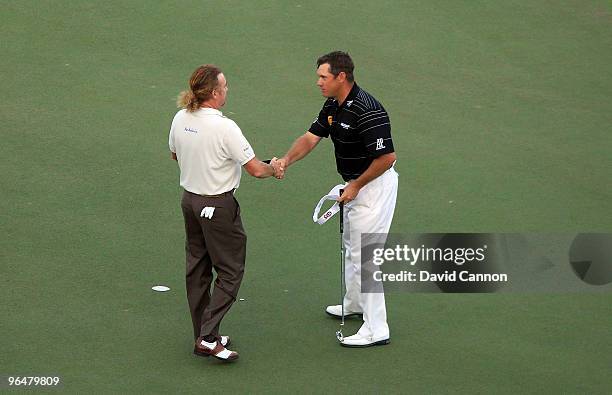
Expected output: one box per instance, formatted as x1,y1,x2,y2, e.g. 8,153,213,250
271,157,285,179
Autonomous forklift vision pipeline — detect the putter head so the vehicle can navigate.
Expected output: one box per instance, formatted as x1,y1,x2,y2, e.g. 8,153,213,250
336,329,344,342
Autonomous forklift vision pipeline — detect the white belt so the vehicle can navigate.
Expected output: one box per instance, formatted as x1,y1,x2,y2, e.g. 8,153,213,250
312,183,351,225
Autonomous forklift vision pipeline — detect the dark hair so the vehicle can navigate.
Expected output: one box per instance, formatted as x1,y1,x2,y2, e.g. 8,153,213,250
316,51,354,82
177,64,222,112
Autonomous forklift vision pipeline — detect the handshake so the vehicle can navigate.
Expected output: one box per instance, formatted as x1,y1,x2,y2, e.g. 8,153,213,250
267,157,287,180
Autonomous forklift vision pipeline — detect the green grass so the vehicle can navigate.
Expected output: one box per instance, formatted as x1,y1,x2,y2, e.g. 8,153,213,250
2,1,611,393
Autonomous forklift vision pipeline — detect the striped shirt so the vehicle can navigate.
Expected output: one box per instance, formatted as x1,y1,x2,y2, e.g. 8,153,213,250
309,83,394,181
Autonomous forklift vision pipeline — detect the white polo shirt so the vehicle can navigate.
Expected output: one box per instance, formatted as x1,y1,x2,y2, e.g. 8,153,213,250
169,108,255,195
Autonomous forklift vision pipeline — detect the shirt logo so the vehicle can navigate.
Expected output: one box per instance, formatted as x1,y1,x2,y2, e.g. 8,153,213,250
340,123,351,130
184,127,198,133
346,100,353,107
328,116,333,126
375,138,386,150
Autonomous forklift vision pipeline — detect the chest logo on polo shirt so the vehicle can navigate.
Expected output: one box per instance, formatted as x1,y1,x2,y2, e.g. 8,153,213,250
346,100,353,107
327,116,333,126
340,123,351,130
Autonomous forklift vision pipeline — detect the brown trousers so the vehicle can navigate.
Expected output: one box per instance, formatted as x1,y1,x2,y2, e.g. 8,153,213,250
180,190,246,340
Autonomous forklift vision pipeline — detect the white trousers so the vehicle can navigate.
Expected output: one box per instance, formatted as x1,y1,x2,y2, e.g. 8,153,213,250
342,167,398,340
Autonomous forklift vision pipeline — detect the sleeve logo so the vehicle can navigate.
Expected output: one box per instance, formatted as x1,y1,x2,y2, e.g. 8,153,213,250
375,138,386,150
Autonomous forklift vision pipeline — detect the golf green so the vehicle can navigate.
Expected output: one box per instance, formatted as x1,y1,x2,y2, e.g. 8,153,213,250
2,1,611,393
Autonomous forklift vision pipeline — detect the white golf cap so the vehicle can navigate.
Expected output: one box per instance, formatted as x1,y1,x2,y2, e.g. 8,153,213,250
312,183,350,225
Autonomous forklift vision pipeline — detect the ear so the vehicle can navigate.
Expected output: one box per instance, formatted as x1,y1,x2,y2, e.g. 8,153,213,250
337,72,347,83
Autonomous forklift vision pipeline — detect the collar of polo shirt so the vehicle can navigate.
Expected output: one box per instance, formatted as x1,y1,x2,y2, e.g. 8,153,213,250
196,107,223,116
337,83,360,107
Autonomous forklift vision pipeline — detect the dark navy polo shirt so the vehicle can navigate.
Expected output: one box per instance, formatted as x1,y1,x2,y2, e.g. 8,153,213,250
308,83,395,181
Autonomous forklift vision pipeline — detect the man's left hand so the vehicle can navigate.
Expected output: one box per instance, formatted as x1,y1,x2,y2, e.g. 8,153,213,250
337,181,361,204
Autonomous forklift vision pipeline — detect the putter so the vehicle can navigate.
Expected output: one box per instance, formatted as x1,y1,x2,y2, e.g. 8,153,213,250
336,189,345,342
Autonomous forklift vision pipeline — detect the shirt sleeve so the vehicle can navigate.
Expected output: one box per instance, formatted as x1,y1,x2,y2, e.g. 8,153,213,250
308,101,331,138
224,121,256,165
359,107,395,157
169,112,179,153
168,131,176,155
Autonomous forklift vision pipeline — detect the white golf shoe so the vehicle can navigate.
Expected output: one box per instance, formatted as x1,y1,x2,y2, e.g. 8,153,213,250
340,333,390,348
325,305,362,318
